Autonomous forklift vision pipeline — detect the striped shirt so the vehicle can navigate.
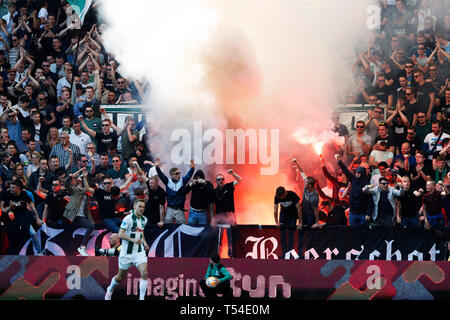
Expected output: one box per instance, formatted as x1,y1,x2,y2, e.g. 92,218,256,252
120,211,148,255
8,47,19,67
49,143,81,169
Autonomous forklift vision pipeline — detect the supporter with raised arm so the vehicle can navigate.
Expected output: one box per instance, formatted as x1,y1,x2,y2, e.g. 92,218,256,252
315,181,349,211
319,154,348,200
79,114,118,155
213,168,242,258
133,161,166,227
335,153,370,226
363,176,405,226
154,157,194,224
418,180,448,229
1,179,43,255
84,172,134,234
395,175,422,227
185,169,215,226
292,159,320,228
79,104,102,146
38,178,70,228
62,167,95,256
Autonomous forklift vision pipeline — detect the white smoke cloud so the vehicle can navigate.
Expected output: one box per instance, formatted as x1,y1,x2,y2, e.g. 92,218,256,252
98,0,374,223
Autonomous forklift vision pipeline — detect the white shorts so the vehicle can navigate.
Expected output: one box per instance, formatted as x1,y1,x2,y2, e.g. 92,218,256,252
118,251,148,270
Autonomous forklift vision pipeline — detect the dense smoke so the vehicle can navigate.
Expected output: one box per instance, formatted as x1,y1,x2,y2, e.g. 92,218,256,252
98,0,373,224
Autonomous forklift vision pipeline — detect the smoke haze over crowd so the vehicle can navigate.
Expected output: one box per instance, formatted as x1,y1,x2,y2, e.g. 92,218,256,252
98,0,373,224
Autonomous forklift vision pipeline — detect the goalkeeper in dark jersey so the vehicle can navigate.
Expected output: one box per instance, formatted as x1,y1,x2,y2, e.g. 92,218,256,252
200,253,233,299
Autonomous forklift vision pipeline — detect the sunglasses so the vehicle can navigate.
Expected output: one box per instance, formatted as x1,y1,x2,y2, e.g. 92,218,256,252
102,124,110,127
216,178,224,181
173,172,181,175
103,182,112,185
405,65,413,68
112,160,120,163
380,182,389,185
356,126,364,128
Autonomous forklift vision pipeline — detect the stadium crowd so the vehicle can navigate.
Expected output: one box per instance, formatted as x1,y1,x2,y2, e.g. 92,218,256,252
0,0,449,257
276,0,450,235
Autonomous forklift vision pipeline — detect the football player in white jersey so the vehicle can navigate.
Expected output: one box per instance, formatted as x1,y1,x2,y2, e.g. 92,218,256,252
105,199,149,300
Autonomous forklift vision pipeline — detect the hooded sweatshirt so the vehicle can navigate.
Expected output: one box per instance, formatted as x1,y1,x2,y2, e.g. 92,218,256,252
186,169,214,210
338,161,370,215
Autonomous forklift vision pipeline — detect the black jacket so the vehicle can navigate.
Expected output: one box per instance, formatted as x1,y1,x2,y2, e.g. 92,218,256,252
338,161,370,215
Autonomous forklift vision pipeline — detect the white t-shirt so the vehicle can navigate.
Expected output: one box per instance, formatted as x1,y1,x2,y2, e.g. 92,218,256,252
70,131,92,155
348,133,373,156
38,8,48,28
423,131,450,159
370,173,384,187
369,150,393,175
12,104,29,118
